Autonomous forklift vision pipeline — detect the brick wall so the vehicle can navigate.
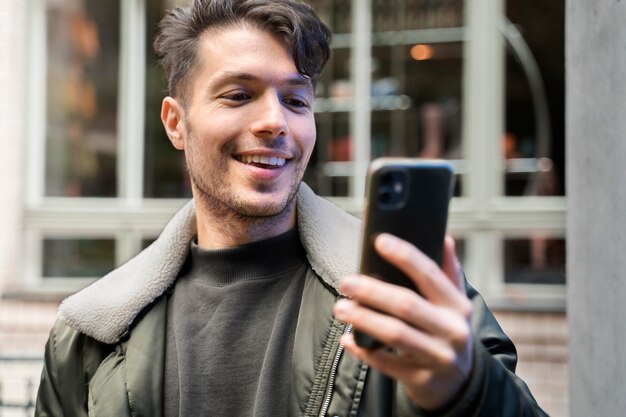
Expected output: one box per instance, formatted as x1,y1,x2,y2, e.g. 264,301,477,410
495,310,569,417
0,300,57,415
0,300,57,355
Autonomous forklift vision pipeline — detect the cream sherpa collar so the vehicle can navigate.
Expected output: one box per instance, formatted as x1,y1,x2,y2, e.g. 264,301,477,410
58,183,362,344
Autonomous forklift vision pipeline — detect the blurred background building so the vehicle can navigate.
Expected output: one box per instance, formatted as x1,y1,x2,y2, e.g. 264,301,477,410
0,0,568,415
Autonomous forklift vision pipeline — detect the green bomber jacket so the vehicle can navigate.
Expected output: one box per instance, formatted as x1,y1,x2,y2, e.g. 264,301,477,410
35,183,548,417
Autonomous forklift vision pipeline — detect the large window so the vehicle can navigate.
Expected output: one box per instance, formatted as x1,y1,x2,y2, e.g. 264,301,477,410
45,2,120,198
24,0,566,308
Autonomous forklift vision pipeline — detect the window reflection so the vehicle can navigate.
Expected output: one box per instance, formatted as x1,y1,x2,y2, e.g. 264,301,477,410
504,237,566,285
504,0,565,197
369,42,464,196
307,0,351,34
45,1,120,197
372,0,464,32
143,0,192,198
371,43,463,161
309,42,464,197
43,238,115,278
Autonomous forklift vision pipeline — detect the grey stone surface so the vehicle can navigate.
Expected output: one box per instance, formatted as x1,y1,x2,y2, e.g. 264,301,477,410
567,1,626,415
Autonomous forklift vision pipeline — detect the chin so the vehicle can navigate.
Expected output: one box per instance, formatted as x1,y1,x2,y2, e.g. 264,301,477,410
193,179,299,220
239,199,291,218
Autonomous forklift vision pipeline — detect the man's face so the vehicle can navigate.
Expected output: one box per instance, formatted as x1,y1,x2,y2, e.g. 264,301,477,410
169,26,316,221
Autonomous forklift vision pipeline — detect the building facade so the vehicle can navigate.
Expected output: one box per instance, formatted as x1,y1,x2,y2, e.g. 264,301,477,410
0,0,567,415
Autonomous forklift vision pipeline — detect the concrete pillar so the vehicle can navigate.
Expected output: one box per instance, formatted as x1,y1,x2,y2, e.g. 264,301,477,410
567,1,626,416
0,1,27,291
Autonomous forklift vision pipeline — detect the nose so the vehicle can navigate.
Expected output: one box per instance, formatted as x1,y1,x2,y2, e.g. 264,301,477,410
250,93,288,139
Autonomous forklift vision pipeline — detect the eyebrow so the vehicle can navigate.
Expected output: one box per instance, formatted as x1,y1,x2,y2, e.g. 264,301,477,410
212,71,313,89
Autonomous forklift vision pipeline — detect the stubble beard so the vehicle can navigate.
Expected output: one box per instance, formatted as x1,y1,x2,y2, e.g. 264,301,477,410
185,133,306,238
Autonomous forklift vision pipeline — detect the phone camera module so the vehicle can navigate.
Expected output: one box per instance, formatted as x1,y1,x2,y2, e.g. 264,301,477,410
376,170,408,209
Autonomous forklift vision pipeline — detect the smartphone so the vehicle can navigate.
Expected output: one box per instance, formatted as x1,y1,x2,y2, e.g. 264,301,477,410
353,158,454,348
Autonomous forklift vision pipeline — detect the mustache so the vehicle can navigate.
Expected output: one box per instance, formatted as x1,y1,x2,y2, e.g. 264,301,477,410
227,138,302,158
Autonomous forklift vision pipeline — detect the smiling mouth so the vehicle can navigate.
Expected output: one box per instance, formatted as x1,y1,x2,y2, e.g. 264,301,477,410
236,155,287,168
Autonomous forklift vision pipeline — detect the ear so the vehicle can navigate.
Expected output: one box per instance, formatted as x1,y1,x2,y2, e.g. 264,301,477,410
161,97,186,150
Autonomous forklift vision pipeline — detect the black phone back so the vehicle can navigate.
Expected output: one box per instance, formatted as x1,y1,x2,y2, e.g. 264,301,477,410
359,158,454,290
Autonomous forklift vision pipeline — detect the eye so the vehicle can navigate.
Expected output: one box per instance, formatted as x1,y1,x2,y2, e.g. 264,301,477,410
283,97,310,109
221,92,251,102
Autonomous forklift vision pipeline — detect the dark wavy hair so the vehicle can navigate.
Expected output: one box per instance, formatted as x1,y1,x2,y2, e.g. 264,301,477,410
153,0,332,105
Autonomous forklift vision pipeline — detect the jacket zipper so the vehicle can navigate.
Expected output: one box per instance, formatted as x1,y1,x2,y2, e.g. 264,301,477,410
319,323,353,417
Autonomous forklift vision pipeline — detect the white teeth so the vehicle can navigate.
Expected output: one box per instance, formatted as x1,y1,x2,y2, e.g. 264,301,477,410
238,155,286,167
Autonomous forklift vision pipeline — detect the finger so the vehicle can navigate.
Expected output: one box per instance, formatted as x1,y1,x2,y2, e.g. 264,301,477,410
341,332,472,411
340,332,454,377
443,236,465,294
333,299,456,367
374,234,469,312
339,275,469,342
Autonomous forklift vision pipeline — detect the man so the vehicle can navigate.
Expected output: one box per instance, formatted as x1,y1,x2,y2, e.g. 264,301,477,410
35,0,547,416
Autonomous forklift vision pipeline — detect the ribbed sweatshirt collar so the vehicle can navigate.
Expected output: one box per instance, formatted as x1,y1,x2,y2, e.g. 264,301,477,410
185,228,307,286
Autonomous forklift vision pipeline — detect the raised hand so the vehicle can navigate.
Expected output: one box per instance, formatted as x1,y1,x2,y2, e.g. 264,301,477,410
333,233,474,411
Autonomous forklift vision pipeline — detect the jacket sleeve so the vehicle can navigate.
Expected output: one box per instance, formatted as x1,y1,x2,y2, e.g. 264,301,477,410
409,283,549,417
35,323,66,417
35,320,108,417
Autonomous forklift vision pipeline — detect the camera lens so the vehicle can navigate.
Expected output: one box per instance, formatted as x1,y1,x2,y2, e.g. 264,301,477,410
380,172,393,185
378,188,392,204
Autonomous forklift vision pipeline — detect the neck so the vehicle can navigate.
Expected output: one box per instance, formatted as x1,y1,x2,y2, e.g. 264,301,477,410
194,198,297,250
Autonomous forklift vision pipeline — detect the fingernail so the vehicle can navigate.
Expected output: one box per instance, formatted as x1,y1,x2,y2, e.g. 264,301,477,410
376,233,397,252
340,275,358,295
334,299,351,318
